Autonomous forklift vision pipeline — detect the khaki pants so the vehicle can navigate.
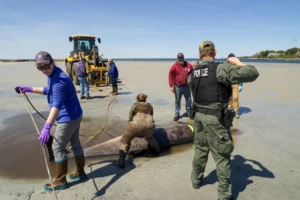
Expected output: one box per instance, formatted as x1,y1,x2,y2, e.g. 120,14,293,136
228,84,239,113
120,117,160,153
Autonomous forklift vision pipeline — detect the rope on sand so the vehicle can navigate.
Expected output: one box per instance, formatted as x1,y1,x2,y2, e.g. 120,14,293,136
20,90,58,200
83,94,117,144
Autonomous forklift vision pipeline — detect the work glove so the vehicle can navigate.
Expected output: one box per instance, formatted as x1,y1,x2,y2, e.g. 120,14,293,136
14,86,33,94
38,122,52,145
238,83,243,92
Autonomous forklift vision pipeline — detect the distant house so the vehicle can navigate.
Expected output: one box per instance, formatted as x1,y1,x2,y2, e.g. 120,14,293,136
295,52,300,58
267,53,280,57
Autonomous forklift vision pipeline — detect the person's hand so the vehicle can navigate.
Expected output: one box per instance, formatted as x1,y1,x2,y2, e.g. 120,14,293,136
38,122,52,145
14,86,33,94
227,57,245,67
170,86,174,93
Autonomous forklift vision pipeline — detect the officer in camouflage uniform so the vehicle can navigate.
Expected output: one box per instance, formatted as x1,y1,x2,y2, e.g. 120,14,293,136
113,93,160,168
188,41,259,200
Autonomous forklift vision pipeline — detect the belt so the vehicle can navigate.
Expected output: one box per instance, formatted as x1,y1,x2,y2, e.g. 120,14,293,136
196,107,223,120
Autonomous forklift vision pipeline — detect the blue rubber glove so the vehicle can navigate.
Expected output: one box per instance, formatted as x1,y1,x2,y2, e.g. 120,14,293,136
238,83,243,92
38,122,52,145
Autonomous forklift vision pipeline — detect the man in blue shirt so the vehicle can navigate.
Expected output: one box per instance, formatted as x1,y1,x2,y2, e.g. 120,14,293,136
15,51,87,191
108,58,119,95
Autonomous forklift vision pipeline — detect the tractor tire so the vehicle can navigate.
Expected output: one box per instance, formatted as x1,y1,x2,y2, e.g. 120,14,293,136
66,62,73,80
88,72,95,85
72,63,79,85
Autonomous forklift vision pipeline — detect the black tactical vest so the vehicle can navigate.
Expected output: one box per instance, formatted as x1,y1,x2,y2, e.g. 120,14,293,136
190,62,232,104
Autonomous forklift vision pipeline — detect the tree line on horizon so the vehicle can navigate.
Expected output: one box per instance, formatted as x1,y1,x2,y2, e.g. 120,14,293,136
250,47,300,59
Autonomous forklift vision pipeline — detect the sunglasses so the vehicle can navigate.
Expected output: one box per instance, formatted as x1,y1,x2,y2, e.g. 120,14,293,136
178,57,184,59
36,64,51,71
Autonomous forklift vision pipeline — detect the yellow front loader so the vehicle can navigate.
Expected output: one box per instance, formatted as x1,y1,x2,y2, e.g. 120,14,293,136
65,35,109,85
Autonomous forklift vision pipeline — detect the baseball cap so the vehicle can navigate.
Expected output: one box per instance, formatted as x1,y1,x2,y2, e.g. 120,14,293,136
177,52,184,58
199,40,215,52
228,53,235,58
35,51,53,65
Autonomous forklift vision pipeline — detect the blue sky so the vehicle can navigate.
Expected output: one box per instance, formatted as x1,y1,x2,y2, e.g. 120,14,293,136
0,0,299,59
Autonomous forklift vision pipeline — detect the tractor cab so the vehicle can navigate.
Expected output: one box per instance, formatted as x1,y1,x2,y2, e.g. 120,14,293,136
69,35,101,57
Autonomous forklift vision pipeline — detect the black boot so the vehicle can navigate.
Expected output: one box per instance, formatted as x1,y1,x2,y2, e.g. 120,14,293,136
110,86,115,94
112,86,118,95
144,144,160,157
113,150,126,168
46,135,54,162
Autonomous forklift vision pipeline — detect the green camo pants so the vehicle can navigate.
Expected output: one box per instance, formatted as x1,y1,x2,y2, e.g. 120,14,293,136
191,112,234,200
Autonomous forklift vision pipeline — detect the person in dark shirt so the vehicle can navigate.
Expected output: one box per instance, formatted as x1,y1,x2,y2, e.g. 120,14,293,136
108,58,119,95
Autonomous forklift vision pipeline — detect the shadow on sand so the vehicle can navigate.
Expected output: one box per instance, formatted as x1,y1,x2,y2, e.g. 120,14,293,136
201,155,275,200
116,91,132,95
92,95,107,99
238,107,252,117
68,160,136,199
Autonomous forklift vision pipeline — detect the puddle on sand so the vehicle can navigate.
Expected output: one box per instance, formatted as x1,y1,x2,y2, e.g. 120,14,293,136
0,112,129,180
0,112,193,180
161,143,193,156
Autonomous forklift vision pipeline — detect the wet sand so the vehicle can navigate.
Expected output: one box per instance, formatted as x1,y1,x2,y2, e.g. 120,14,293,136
0,61,300,200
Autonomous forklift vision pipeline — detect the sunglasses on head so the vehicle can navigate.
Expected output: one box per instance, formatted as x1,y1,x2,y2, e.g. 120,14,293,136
36,64,51,71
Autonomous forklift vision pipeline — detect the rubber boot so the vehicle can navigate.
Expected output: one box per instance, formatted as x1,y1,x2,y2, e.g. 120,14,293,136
69,155,87,181
113,150,126,168
114,86,118,95
44,160,69,191
46,135,54,162
144,144,160,157
110,87,115,94
112,86,118,95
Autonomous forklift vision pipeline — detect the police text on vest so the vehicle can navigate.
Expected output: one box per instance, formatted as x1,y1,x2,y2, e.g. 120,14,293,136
193,68,208,78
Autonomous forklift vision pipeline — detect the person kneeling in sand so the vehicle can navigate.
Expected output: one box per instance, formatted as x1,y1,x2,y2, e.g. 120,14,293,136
113,93,161,168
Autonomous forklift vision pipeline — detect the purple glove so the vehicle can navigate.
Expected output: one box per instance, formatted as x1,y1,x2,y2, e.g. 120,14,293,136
15,86,33,94
38,122,52,145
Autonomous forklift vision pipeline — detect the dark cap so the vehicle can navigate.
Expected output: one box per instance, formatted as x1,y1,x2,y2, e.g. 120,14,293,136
35,51,53,65
177,52,184,58
228,53,235,58
199,40,215,52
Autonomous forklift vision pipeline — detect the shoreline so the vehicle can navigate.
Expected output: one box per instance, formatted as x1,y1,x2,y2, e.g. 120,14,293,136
236,57,300,60
1,57,300,63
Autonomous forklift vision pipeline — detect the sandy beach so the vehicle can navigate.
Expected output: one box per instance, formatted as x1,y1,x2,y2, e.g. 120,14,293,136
0,61,300,200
